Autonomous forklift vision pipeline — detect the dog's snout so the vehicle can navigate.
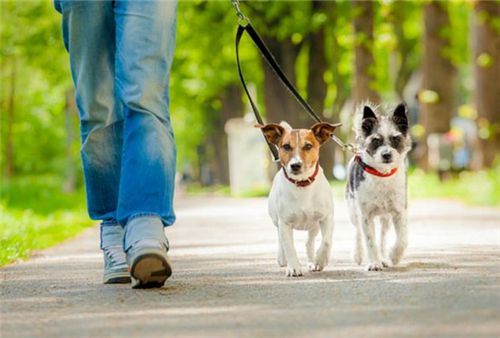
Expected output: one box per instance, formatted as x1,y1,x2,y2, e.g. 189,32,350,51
290,163,302,172
382,152,392,162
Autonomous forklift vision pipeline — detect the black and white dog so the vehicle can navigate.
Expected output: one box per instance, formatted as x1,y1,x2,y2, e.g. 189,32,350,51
346,103,411,271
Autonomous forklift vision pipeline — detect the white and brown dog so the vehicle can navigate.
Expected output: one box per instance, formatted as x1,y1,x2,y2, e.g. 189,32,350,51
346,103,411,271
256,121,341,277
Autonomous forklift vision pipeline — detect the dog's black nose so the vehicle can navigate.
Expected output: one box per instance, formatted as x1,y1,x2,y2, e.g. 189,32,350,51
290,163,302,172
382,153,392,161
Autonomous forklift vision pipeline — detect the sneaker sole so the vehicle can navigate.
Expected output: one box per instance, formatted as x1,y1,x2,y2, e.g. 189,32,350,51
103,270,131,284
130,251,172,289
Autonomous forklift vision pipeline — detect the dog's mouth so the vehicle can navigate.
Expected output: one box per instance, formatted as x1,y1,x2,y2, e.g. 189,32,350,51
382,158,393,164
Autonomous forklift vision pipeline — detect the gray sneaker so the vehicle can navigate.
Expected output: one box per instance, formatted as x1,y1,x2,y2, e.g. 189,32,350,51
127,239,172,289
101,224,131,284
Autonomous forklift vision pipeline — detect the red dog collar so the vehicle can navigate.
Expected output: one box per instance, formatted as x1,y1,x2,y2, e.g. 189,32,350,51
282,162,320,187
355,155,398,178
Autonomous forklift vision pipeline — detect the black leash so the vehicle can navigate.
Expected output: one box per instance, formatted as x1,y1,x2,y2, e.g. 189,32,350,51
233,0,357,160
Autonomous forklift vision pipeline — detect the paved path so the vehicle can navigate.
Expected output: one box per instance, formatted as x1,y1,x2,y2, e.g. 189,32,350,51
1,197,499,338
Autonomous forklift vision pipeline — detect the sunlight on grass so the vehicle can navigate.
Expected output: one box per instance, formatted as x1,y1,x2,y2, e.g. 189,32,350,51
409,167,500,206
0,176,92,266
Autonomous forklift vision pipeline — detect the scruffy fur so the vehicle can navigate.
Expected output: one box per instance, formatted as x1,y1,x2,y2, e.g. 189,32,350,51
346,103,411,271
256,121,340,277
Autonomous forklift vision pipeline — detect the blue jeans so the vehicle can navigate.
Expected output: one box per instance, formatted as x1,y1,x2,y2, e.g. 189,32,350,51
56,0,177,227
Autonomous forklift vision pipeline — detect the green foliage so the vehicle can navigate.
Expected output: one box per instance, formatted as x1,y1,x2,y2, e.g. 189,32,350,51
0,0,498,203
0,1,73,176
445,1,471,67
0,176,91,266
171,1,262,169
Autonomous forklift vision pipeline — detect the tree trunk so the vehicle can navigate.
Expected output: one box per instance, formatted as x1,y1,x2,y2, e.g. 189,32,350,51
353,0,380,105
473,1,500,168
4,58,16,179
392,1,418,100
307,0,334,179
210,84,243,185
330,1,349,116
263,35,304,128
420,1,456,169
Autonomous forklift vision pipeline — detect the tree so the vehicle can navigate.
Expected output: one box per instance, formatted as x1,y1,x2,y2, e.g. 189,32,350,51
473,1,500,168
306,0,335,179
419,1,457,168
391,1,421,100
262,34,305,128
327,1,352,115
352,0,380,104
0,1,74,179
211,84,244,185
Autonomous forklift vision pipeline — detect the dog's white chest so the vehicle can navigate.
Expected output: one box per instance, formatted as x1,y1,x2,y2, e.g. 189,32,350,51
268,169,333,231
357,169,406,214
281,201,326,230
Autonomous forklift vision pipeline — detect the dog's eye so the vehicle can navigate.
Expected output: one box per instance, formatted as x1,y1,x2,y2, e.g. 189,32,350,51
390,136,401,146
371,138,383,147
282,144,292,151
303,144,313,151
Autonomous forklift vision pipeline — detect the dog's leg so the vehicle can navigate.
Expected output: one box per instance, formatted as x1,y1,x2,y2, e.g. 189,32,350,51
379,215,391,267
314,215,334,272
390,211,408,266
276,228,287,267
278,223,302,277
354,228,363,265
361,214,383,271
306,227,319,271
349,206,363,265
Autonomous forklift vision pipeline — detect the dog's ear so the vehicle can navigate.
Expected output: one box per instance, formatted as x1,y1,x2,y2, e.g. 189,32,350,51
255,123,285,145
392,103,409,135
311,122,342,145
361,106,378,136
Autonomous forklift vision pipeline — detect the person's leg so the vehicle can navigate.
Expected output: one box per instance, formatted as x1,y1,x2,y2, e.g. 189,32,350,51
114,0,178,288
59,1,129,283
60,1,122,223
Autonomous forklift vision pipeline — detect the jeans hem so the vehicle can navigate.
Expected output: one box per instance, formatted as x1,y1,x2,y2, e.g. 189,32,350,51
101,219,120,227
125,213,175,228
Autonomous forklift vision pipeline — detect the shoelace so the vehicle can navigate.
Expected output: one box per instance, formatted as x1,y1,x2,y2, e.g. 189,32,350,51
103,246,126,264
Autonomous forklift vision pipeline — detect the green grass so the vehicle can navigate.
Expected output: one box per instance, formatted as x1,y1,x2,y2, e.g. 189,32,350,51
408,167,500,206
0,176,92,266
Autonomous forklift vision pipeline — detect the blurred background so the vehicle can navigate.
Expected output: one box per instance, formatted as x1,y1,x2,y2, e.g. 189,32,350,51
0,0,499,266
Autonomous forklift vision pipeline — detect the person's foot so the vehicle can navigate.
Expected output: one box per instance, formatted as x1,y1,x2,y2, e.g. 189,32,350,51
101,224,130,284
127,239,172,289
124,216,172,289
103,246,131,284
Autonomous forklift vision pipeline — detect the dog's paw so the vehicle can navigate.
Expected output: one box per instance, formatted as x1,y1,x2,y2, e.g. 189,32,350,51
314,248,329,271
365,262,384,271
381,260,390,268
308,262,323,272
286,265,303,277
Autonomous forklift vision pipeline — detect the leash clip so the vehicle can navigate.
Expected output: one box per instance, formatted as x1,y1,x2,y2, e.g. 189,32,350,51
231,0,250,27
343,143,357,154
331,134,357,154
